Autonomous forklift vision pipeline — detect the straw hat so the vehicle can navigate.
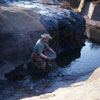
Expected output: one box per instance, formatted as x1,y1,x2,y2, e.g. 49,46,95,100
41,33,52,39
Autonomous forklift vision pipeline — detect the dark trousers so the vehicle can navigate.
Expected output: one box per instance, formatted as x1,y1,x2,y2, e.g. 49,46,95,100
32,53,47,70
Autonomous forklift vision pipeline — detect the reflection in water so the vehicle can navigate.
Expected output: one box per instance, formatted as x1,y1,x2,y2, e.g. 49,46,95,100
55,49,81,67
88,40,100,50
86,25,100,43
62,40,100,76
55,39,100,76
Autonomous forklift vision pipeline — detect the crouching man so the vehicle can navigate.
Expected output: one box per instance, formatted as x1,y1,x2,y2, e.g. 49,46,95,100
31,33,56,70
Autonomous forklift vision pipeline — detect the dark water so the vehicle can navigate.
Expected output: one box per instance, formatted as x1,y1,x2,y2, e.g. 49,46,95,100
56,40,100,76
27,39,100,93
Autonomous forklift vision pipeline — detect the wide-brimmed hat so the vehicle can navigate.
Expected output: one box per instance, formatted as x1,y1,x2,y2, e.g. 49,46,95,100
41,33,52,39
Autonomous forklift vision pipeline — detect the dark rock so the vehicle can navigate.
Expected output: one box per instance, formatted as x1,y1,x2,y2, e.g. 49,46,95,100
5,62,49,81
86,25,100,43
40,8,85,53
88,2,100,21
0,0,6,4
5,65,28,81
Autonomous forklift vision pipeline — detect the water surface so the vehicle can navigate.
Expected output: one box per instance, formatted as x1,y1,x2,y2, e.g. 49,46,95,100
28,39,100,93
59,40,100,76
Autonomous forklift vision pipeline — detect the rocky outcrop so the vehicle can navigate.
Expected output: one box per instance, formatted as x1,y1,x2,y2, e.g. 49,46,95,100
0,3,85,79
39,6,85,53
81,0,100,43
87,1,100,21
86,25,100,43
85,16,100,43
21,67,100,100
58,0,80,9
0,6,47,79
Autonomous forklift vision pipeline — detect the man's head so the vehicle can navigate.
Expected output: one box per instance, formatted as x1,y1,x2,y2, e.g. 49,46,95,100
41,33,52,42
41,33,52,39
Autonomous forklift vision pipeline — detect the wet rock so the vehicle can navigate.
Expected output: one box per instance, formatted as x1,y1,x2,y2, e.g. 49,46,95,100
40,7,85,53
86,24,100,43
88,1,100,21
58,0,80,9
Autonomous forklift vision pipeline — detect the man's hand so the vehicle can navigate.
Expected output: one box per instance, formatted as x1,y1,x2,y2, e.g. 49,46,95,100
48,47,56,54
47,57,52,61
52,51,56,54
40,53,52,60
48,47,54,52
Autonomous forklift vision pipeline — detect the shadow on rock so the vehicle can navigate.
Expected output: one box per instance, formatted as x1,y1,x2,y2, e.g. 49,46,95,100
4,60,58,81
55,48,81,67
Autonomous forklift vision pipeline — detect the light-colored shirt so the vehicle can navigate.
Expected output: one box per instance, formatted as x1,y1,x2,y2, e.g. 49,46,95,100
33,39,49,55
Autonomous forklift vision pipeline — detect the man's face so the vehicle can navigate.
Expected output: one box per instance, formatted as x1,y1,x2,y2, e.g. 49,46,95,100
43,38,50,42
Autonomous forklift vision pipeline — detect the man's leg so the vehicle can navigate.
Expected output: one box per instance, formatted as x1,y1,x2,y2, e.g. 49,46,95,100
32,53,46,70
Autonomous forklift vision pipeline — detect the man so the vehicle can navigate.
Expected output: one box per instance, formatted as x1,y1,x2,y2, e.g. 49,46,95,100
31,33,56,70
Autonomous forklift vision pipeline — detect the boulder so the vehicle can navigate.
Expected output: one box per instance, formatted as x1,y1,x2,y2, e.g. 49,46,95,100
38,5,85,53
0,6,47,79
86,25,100,43
58,0,80,9
0,3,85,79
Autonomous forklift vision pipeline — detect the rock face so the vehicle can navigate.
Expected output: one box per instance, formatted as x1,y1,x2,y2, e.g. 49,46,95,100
58,0,80,8
88,2,100,21
0,2,85,79
86,24,100,43
38,5,85,53
0,6,47,79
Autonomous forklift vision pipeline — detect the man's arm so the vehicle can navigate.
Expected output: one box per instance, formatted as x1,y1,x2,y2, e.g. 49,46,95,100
48,47,55,54
40,53,48,59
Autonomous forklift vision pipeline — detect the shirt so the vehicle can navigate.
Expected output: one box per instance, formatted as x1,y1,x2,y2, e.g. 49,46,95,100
33,39,49,55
